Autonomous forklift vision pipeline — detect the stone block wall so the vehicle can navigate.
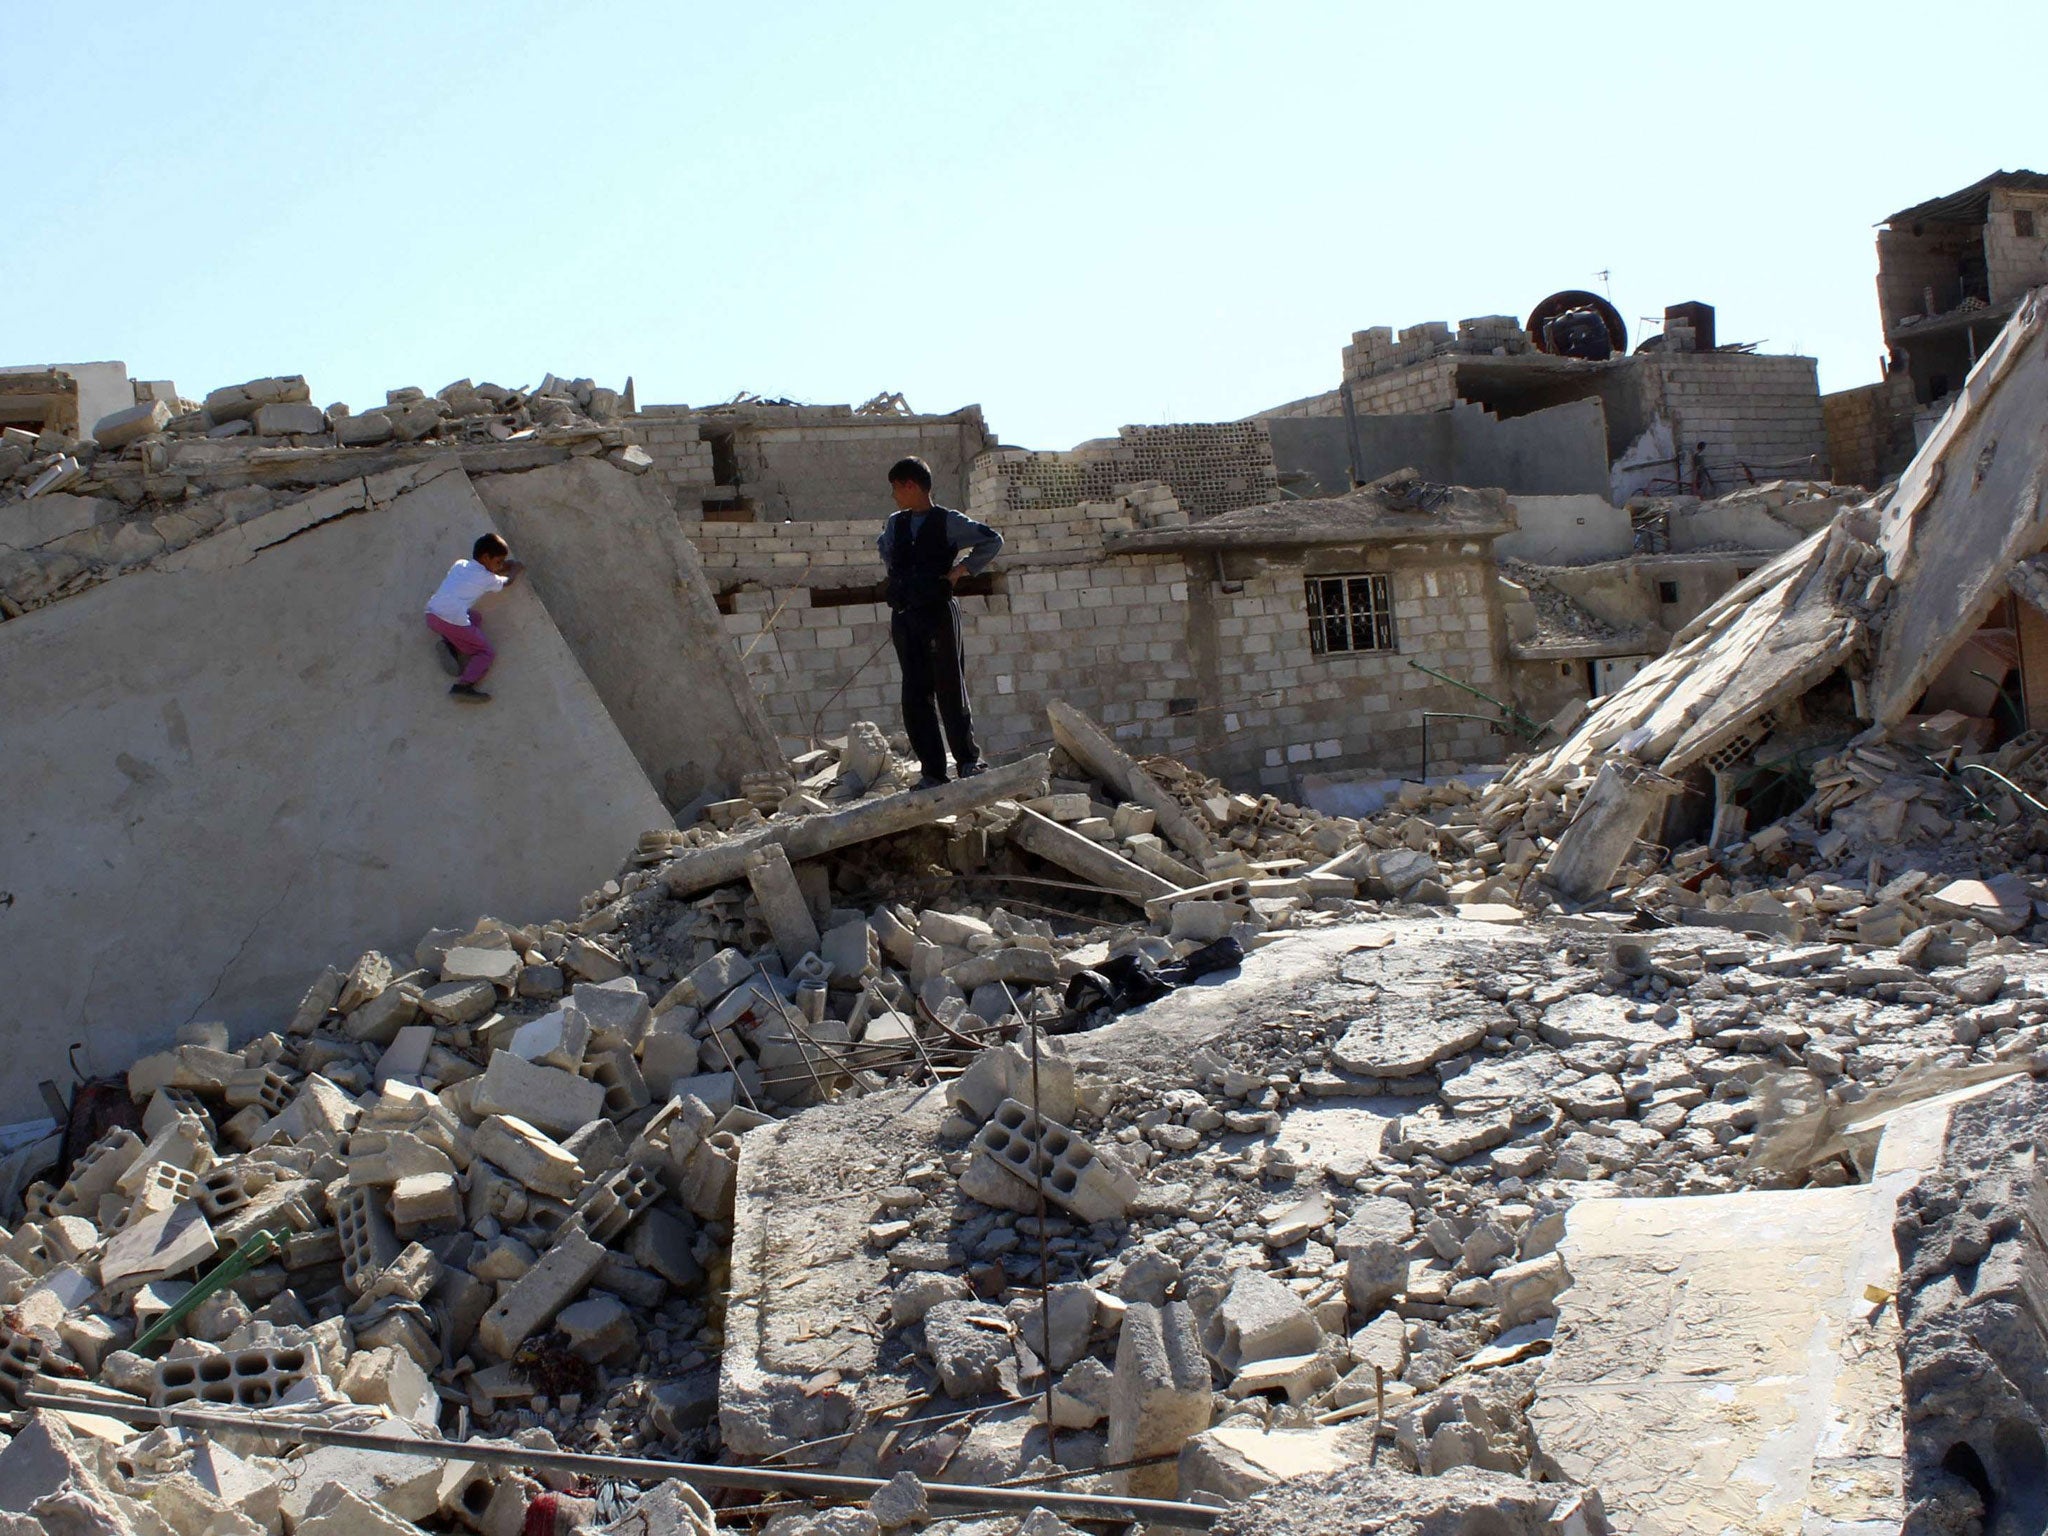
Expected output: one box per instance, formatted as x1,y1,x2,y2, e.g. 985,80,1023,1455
626,404,990,523
1821,376,1919,489
1342,317,1532,382
969,423,1279,522
1987,187,2048,304
692,497,1507,791
628,406,717,516
1346,357,1461,417
1643,353,1826,482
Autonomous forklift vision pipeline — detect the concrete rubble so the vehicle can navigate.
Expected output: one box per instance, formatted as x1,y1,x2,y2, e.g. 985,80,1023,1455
2,258,2046,1532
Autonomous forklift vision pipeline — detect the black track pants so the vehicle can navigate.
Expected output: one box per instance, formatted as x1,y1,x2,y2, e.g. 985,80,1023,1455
891,600,979,780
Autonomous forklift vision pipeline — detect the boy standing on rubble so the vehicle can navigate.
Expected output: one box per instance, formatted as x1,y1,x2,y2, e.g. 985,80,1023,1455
425,532,524,702
877,457,1003,789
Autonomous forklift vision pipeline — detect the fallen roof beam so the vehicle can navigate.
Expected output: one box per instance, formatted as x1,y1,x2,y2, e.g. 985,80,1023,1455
1048,699,1216,865
664,754,1051,898
1006,804,1181,904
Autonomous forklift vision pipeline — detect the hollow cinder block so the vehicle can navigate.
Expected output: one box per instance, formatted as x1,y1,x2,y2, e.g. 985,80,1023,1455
335,1184,401,1294
153,1344,313,1408
969,1098,1137,1224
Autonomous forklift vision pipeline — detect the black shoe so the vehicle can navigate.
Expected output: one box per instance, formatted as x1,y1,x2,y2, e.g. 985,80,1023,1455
912,773,948,791
436,640,462,677
450,682,491,703
957,761,988,778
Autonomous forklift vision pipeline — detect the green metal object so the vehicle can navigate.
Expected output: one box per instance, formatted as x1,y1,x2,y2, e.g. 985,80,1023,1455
127,1227,291,1357
1405,659,1546,741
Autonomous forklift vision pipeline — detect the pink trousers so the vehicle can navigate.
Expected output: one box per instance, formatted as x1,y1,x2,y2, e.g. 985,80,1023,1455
426,612,494,685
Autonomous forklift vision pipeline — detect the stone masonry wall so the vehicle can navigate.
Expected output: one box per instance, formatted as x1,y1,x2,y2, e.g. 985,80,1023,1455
1987,187,2048,304
1644,352,1826,481
626,405,990,523
1346,357,1460,418
627,405,717,516
692,498,1505,792
1822,376,1919,489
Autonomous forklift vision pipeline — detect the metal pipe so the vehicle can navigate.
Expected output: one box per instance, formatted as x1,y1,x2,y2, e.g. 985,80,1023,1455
20,1390,1219,1527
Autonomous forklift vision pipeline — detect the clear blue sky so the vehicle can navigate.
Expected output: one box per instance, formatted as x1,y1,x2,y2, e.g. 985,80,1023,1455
6,3,2039,449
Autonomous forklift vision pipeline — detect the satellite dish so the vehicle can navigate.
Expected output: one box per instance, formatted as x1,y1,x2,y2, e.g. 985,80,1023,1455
1527,290,1628,357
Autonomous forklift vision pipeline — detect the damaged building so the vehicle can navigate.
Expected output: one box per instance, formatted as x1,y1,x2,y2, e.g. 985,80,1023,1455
0,174,2047,1536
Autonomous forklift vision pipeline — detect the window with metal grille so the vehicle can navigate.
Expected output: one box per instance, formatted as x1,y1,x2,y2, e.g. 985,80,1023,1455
1305,573,1396,655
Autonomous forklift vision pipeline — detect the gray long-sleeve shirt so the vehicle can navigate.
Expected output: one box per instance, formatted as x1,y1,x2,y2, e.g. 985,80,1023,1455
876,506,1004,576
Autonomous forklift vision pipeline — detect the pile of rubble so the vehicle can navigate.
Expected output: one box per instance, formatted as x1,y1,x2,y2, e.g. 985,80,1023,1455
0,714,2042,1532
0,371,650,618
0,698,1411,1532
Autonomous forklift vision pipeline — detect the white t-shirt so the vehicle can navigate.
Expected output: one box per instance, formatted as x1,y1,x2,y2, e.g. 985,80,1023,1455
426,559,508,624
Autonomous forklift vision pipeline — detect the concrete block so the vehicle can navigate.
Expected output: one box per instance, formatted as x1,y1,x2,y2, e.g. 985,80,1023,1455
561,1118,626,1179
203,374,310,422
628,1206,703,1289
346,984,422,1045
154,1343,314,1408
947,1042,1076,1126
1107,1301,1213,1498
335,1184,402,1294
923,1299,1009,1398
511,1008,589,1070
821,919,879,985
570,1158,662,1243
638,1014,701,1096
474,1115,586,1202
478,1224,607,1358
418,979,495,1024
280,1421,443,1525
587,1045,652,1116
443,945,522,988
94,398,172,449
557,1293,636,1363
338,1343,436,1423
663,947,756,1010
252,401,327,436
472,1050,606,1137
391,1171,464,1237
678,1132,740,1222
1204,1268,1324,1371
99,1201,217,1291
566,976,651,1049
971,1098,1136,1224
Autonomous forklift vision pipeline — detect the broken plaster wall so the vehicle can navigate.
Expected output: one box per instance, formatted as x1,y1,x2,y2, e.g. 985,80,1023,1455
696,502,1505,793
1265,399,1612,502
626,403,990,523
0,462,669,1122
470,455,784,812
969,422,1281,523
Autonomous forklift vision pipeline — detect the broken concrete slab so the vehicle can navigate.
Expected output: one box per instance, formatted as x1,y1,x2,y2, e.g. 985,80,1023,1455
0,460,670,1119
1527,1096,1970,1533
1005,805,1183,903
1331,988,1498,1077
1048,699,1215,865
472,455,784,810
663,754,1051,899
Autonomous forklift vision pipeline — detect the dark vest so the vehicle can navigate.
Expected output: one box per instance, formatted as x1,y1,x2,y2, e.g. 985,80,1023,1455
885,508,956,612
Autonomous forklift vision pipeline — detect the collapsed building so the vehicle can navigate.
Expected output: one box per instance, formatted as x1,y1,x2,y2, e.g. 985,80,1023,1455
0,176,2045,1535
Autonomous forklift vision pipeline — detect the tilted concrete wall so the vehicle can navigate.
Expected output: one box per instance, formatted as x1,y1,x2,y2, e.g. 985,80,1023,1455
0,460,669,1120
1495,494,1633,564
471,457,784,812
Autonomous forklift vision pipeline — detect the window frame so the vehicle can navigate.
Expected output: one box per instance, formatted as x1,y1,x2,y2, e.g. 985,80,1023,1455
1304,571,1398,657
